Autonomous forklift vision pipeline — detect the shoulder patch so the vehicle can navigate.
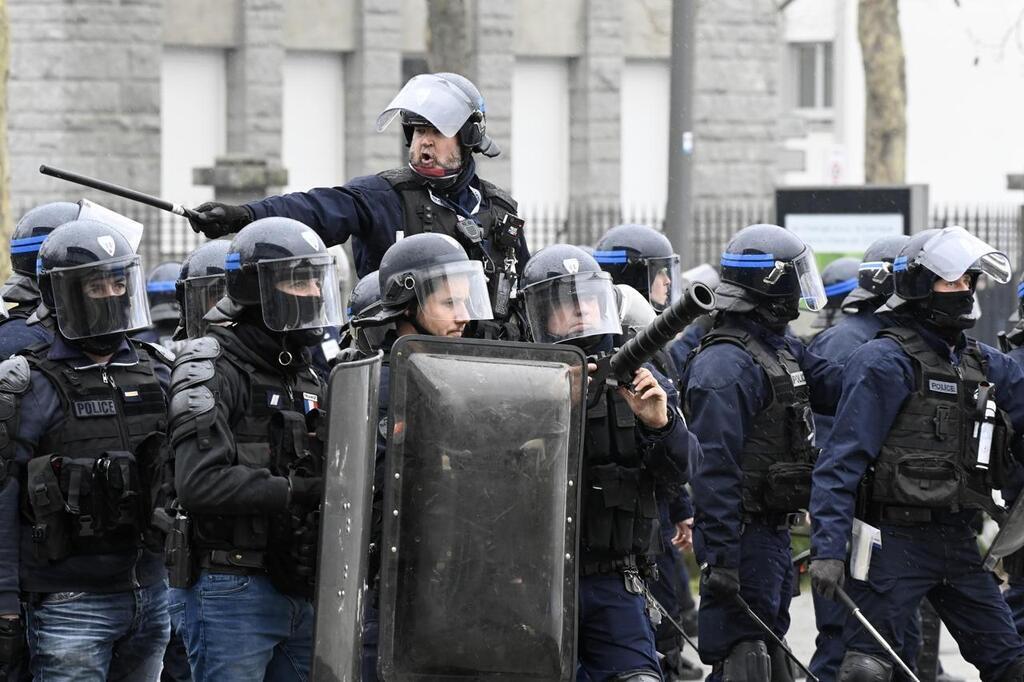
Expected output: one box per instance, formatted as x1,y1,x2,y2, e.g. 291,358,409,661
0,356,31,394
136,340,175,366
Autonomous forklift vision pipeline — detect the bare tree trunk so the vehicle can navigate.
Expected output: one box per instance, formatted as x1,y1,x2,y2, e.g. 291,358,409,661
427,0,474,76
859,0,906,184
0,0,9,283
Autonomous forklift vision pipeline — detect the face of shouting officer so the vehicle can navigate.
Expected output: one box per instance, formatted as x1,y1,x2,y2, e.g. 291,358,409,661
408,125,463,175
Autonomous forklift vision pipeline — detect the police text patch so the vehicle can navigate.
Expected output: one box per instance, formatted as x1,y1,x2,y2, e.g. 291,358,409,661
73,399,117,418
928,379,957,395
790,371,807,387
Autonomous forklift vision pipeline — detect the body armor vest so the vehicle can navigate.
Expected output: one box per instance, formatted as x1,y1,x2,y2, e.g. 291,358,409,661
20,341,167,560
581,386,658,562
870,327,1011,513
378,166,518,249
191,328,324,553
694,325,817,516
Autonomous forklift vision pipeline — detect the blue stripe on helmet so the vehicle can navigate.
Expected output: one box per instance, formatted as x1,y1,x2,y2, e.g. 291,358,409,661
893,256,908,272
824,277,858,297
721,256,776,268
593,250,629,264
35,258,43,275
147,281,177,293
1018,282,1024,298
10,235,49,255
723,252,775,261
858,261,884,271
224,253,241,271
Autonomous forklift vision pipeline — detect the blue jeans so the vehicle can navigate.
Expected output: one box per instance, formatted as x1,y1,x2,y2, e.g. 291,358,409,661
843,524,1024,682
178,571,313,682
26,580,170,682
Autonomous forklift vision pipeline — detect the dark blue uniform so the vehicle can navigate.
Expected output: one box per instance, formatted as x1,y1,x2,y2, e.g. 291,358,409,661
0,309,52,359
668,319,711,382
805,308,889,681
1000,341,1024,637
244,159,530,280
682,314,842,675
810,318,1024,681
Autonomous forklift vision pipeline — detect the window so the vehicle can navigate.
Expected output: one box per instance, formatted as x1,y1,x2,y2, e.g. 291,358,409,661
282,52,345,193
790,42,833,110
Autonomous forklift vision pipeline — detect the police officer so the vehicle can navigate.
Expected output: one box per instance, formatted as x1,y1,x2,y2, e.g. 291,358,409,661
593,224,701,680
136,261,183,352
520,244,697,681
999,275,1024,637
681,223,842,680
339,270,386,358
809,226,1024,681
187,73,528,336
808,256,861,340
352,232,495,680
0,218,173,680
172,239,232,344
168,217,340,681
0,202,81,357
804,235,907,682
668,263,721,379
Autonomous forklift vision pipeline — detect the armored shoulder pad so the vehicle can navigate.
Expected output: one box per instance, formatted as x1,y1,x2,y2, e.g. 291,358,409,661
0,356,31,395
168,385,216,430
174,337,221,366
171,337,221,394
136,340,176,366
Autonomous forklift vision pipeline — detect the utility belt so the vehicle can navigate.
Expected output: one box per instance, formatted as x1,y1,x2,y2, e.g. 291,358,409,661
26,452,146,562
198,549,267,575
741,511,805,530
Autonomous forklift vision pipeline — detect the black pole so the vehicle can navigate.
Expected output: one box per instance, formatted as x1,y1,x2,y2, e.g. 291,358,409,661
732,594,820,682
664,0,697,267
39,165,199,221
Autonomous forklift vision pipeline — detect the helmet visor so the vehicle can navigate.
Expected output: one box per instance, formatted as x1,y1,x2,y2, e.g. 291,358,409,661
522,271,621,344
376,74,475,138
911,226,1012,285
793,249,828,311
413,260,494,322
183,274,226,339
647,255,682,311
48,255,151,339
256,254,344,332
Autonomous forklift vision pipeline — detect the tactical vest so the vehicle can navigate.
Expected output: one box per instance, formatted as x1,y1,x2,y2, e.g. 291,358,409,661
187,330,324,553
870,327,1011,514
581,386,659,562
378,166,518,249
692,325,817,516
20,341,168,561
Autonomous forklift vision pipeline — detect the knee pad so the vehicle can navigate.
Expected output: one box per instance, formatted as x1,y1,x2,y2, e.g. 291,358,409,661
996,657,1024,682
722,640,771,682
612,670,661,682
837,651,894,682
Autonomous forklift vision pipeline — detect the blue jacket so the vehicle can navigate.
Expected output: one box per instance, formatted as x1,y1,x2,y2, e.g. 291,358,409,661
682,314,843,569
245,164,530,279
0,337,171,613
810,317,1024,561
0,311,53,359
807,308,894,443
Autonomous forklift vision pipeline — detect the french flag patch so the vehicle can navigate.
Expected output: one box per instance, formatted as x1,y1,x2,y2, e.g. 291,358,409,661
303,392,320,413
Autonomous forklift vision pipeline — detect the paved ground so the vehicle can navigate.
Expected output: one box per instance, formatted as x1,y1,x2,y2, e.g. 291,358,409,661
683,591,981,681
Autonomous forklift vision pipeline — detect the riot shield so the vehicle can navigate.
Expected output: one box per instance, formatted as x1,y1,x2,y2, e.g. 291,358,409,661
378,336,586,682
312,351,383,682
984,492,1024,571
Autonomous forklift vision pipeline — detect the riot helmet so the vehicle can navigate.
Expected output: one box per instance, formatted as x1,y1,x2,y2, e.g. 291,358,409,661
377,72,499,158
11,201,81,279
37,219,151,347
716,224,827,327
222,217,343,332
348,270,382,320
146,261,182,324
841,234,910,309
888,226,1010,331
812,256,860,330
520,244,621,345
371,233,493,336
594,224,682,311
176,239,231,340
345,270,391,353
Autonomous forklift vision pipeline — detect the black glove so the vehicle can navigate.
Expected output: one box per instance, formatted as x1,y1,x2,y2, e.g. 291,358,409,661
288,473,323,506
0,616,25,666
809,558,846,600
187,202,253,238
700,564,740,598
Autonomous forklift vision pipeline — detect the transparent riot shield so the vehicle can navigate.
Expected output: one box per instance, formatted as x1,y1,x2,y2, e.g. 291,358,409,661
378,336,586,682
984,492,1024,571
312,351,383,682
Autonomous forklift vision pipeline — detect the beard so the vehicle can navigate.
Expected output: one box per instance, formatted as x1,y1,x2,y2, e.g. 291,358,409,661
409,144,463,176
